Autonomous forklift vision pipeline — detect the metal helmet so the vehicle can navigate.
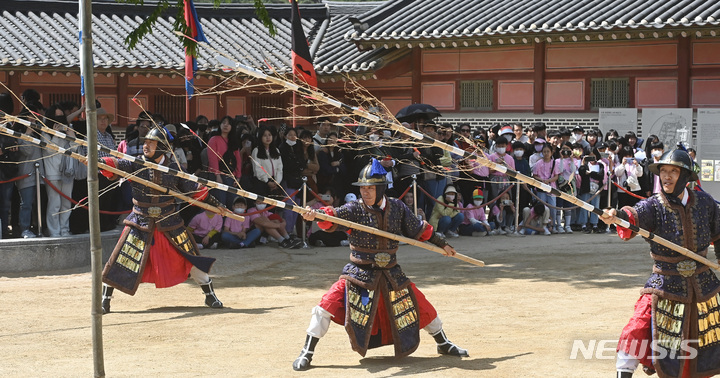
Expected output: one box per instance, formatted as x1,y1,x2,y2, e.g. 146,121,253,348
144,127,171,157
352,158,389,186
648,149,698,181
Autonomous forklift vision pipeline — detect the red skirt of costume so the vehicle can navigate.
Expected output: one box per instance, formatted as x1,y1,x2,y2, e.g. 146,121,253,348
140,229,194,288
319,279,437,351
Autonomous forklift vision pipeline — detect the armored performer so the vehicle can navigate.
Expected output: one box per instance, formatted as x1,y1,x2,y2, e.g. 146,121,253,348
293,159,468,371
602,149,720,378
100,127,228,314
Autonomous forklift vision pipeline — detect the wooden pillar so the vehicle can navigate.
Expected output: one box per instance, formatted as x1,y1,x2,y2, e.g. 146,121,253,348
412,47,422,104
533,42,545,114
117,73,128,128
677,36,691,108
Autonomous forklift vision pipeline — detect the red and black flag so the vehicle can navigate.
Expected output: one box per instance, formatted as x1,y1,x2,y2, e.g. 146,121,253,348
290,0,317,87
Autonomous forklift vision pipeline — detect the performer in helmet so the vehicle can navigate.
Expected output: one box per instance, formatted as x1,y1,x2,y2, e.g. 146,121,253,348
293,159,468,371
602,149,720,377
99,126,229,313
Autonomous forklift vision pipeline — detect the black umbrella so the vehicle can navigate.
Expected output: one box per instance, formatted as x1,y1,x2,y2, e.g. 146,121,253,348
395,103,441,123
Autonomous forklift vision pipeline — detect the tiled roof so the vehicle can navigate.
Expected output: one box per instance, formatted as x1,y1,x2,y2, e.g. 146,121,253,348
0,0,331,74
345,0,720,42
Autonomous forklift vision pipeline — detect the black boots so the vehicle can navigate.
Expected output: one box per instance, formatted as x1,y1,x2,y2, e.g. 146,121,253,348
432,329,469,357
292,335,319,371
201,280,223,308
102,285,114,315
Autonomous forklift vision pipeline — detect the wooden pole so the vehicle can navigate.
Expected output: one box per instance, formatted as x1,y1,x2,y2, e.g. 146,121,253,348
79,0,105,375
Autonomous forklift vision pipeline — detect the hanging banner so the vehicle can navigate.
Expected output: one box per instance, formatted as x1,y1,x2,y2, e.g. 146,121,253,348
641,108,693,149
598,108,637,138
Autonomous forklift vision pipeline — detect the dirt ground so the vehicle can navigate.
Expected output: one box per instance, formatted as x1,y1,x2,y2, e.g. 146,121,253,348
0,231,682,377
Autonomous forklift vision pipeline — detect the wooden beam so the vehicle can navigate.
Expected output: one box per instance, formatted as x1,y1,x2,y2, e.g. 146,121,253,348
533,42,546,114
677,36,691,108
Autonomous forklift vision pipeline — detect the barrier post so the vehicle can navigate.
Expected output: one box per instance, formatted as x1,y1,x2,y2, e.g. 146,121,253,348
412,174,417,216
514,182,520,232
34,162,42,237
301,176,308,248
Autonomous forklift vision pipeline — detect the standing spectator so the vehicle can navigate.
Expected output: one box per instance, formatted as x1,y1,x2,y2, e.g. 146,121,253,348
615,145,644,208
207,116,242,207
188,209,223,250
0,92,17,238
221,197,261,248
532,143,561,233
511,141,532,210
312,117,332,152
528,138,546,169
487,136,515,204
554,142,578,233
124,111,152,156
642,141,665,196
392,122,423,207
512,123,527,143
577,154,605,233
279,128,305,235
16,120,45,238
317,132,346,192
43,105,76,237
94,107,120,231
459,188,492,236
428,184,464,238
418,123,446,216
251,126,284,198
298,129,320,194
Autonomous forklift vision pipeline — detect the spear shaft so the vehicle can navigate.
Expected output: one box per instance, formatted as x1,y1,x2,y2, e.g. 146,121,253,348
0,123,244,223
212,56,719,271
0,117,482,267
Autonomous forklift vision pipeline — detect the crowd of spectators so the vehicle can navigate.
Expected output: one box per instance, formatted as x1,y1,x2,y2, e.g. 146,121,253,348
0,89,697,247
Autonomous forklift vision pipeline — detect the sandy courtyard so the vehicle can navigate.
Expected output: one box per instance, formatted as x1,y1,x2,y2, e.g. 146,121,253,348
0,232,675,377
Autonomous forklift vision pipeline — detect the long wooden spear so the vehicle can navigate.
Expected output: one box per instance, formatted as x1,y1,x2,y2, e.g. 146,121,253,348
0,122,244,223
212,55,720,271
0,115,483,267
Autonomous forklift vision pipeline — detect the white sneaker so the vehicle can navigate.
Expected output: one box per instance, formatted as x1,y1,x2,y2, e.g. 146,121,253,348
498,228,507,235
340,240,350,246
543,227,551,235
259,236,268,245
477,231,488,236
508,226,515,233
21,230,36,238
489,230,498,235
197,244,204,250
557,226,566,234
564,225,573,234
446,230,459,238
435,232,445,238
210,242,218,249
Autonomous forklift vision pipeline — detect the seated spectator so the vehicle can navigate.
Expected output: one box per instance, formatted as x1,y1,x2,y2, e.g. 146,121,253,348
491,192,516,235
220,197,261,248
188,209,223,249
459,188,493,236
519,202,551,235
247,201,302,249
401,191,425,221
428,184,464,238
308,188,349,247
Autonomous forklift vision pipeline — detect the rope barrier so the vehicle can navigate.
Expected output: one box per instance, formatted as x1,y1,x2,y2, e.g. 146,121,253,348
523,184,603,211
397,184,412,199
0,173,30,184
41,176,132,215
612,182,647,200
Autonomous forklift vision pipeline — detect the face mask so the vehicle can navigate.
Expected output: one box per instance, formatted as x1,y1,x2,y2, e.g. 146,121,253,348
244,141,252,148
473,200,483,206
600,152,609,159
534,145,543,152
496,147,506,154
320,194,332,201
233,207,246,214
286,139,297,146
573,150,582,157
513,150,524,158
255,204,266,211
574,134,584,141
445,194,456,201
369,134,380,142
651,150,663,158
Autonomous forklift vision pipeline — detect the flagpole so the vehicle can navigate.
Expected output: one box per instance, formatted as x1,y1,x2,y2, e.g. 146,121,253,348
80,0,105,376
